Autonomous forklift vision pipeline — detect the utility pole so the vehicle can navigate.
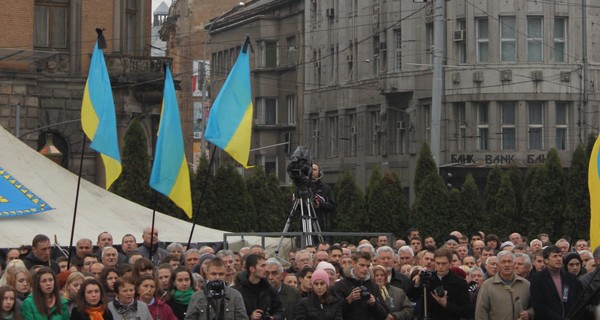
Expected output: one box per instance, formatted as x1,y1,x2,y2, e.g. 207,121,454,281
582,0,588,141
431,0,445,168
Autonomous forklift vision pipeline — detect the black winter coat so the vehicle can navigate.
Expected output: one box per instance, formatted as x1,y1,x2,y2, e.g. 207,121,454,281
233,272,285,320
331,273,388,320
407,270,472,320
294,294,343,320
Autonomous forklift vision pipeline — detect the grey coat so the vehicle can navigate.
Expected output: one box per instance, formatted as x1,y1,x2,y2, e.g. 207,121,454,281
184,287,248,320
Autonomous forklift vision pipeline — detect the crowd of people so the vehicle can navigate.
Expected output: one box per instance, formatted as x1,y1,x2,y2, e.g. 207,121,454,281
0,228,599,320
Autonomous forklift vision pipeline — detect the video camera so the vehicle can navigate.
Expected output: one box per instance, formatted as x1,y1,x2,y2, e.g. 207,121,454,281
287,146,312,187
205,279,225,299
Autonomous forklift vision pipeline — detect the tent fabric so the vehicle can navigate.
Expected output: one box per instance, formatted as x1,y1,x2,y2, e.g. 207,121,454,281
0,125,229,248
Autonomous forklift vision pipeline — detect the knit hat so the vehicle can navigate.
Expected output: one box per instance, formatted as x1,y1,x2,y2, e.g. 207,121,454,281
199,253,216,266
315,261,335,272
563,252,582,268
311,269,330,287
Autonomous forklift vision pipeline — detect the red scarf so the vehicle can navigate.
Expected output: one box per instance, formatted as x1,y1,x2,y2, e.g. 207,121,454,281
84,305,105,320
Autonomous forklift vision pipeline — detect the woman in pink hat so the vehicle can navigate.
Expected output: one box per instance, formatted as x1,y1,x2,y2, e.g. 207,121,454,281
294,269,342,320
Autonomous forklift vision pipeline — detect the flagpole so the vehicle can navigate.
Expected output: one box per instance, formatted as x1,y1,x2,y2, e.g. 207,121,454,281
186,144,217,249
67,133,87,269
149,191,157,263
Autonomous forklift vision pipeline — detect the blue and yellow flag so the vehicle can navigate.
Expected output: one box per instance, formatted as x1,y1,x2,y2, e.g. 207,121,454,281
150,66,192,218
205,36,253,168
0,166,53,217
589,134,600,248
81,33,122,189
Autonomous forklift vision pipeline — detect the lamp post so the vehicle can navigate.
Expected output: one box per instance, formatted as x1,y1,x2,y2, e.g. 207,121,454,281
200,2,246,157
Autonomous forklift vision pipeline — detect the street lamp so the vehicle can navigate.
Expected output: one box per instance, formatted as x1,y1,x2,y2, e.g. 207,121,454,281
200,2,246,156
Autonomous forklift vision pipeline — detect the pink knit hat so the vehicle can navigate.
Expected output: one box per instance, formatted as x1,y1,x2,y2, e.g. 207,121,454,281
311,269,330,287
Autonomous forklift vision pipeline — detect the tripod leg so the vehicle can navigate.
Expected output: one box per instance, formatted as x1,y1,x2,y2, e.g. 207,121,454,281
276,198,301,255
300,200,313,247
307,201,324,244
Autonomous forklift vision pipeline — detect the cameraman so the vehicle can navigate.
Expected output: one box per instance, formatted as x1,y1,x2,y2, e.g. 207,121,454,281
310,164,336,231
408,248,472,320
185,258,248,320
332,251,388,320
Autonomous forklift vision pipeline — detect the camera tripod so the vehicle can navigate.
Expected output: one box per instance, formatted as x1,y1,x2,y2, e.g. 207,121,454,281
276,185,323,254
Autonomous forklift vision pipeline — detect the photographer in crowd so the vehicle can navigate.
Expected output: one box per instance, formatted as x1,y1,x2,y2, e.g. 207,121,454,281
332,251,388,320
408,248,471,320
185,258,248,320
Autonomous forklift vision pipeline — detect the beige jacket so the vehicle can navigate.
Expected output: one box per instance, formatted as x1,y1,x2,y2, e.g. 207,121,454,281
475,273,535,320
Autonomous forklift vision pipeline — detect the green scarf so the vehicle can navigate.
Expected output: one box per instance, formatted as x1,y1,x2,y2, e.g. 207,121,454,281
171,289,194,305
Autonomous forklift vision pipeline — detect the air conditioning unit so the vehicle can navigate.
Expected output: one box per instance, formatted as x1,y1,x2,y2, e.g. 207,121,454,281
326,8,335,18
346,54,353,62
453,30,466,42
396,121,406,130
193,132,202,139
531,71,543,81
315,61,321,68
351,126,357,134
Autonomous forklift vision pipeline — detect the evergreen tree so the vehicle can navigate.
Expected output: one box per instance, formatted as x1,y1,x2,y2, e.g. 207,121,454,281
544,149,566,239
563,144,590,239
460,174,483,233
411,173,449,240
212,163,256,232
489,174,517,237
365,167,382,207
447,188,462,231
192,155,217,227
523,165,549,238
483,166,503,229
587,132,598,160
367,172,408,235
111,118,152,207
414,142,437,197
333,171,366,233
246,167,286,232
507,164,525,224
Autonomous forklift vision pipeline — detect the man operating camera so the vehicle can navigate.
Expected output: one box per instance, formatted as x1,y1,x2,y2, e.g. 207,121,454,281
310,163,336,231
185,258,248,320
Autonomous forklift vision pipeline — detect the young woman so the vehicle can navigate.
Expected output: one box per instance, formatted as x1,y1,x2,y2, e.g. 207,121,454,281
107,277,152,320
294,269,342,320
70,279,113,320
166,267,194,320
63,272,85,312
156,264,173,293
131,259,155,286
372,265,414,320
0,286,23,320
20,266,69,320
136,275,176,320
5,264,30,302
99,268,120,301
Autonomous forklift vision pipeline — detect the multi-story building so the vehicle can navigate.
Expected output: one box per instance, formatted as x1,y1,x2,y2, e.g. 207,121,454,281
304,0,600,200
0,0,167,186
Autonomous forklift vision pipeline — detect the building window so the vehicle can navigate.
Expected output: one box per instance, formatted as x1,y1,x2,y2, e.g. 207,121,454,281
373,36,380,75
476,18,489,63
528,101,544,150
477,102,489,151
258,41,278,68
34,0,69,49
125,0,137,53
287,95,295,125
454,103,466,151
259,155,277,176
500,16,516,62
328,115,338,157
255,98,277,125
554,17,567,62
394,29,402,70
527,16,543,62
426,23,434,66
311,117,320,158
556,102,568,150
369,111,381,156
456,19,466,64
287,37,297,65
423,105,431,143
346,112,357,157
391,109,407,155
501,102,516,150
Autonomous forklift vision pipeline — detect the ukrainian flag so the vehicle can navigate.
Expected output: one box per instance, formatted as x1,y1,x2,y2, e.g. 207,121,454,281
150,66,192,218
81,36,122,189
589,134,600,248
205,36,253,168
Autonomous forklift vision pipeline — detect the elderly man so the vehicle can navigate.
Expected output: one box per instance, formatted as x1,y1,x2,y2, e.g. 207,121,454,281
101,247,119,267
555,239,571,254
529,239,543,252
475,251,533,319
184,249,201,270
265,258,300,320
294,249,313,272
575,239,589,252
484,256,498,278
471,240,485,259
71,238,93,268
96,231,127,264
514,253,532,280
313,251,330,266
398,246,414,267
509,233,524,247
375,246,411,292
135,226,169,266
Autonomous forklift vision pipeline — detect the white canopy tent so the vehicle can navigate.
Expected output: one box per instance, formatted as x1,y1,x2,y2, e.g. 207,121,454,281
0,125,273,249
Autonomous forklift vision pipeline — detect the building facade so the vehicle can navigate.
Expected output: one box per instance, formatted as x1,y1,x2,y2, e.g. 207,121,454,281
0,0,166,186
303,0,600,200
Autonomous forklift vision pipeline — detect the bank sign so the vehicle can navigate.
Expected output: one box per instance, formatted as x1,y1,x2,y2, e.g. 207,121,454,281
450,153,547,165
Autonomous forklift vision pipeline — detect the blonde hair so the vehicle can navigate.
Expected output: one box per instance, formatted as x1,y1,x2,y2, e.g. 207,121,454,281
0,259,26,286
63,272,85,299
